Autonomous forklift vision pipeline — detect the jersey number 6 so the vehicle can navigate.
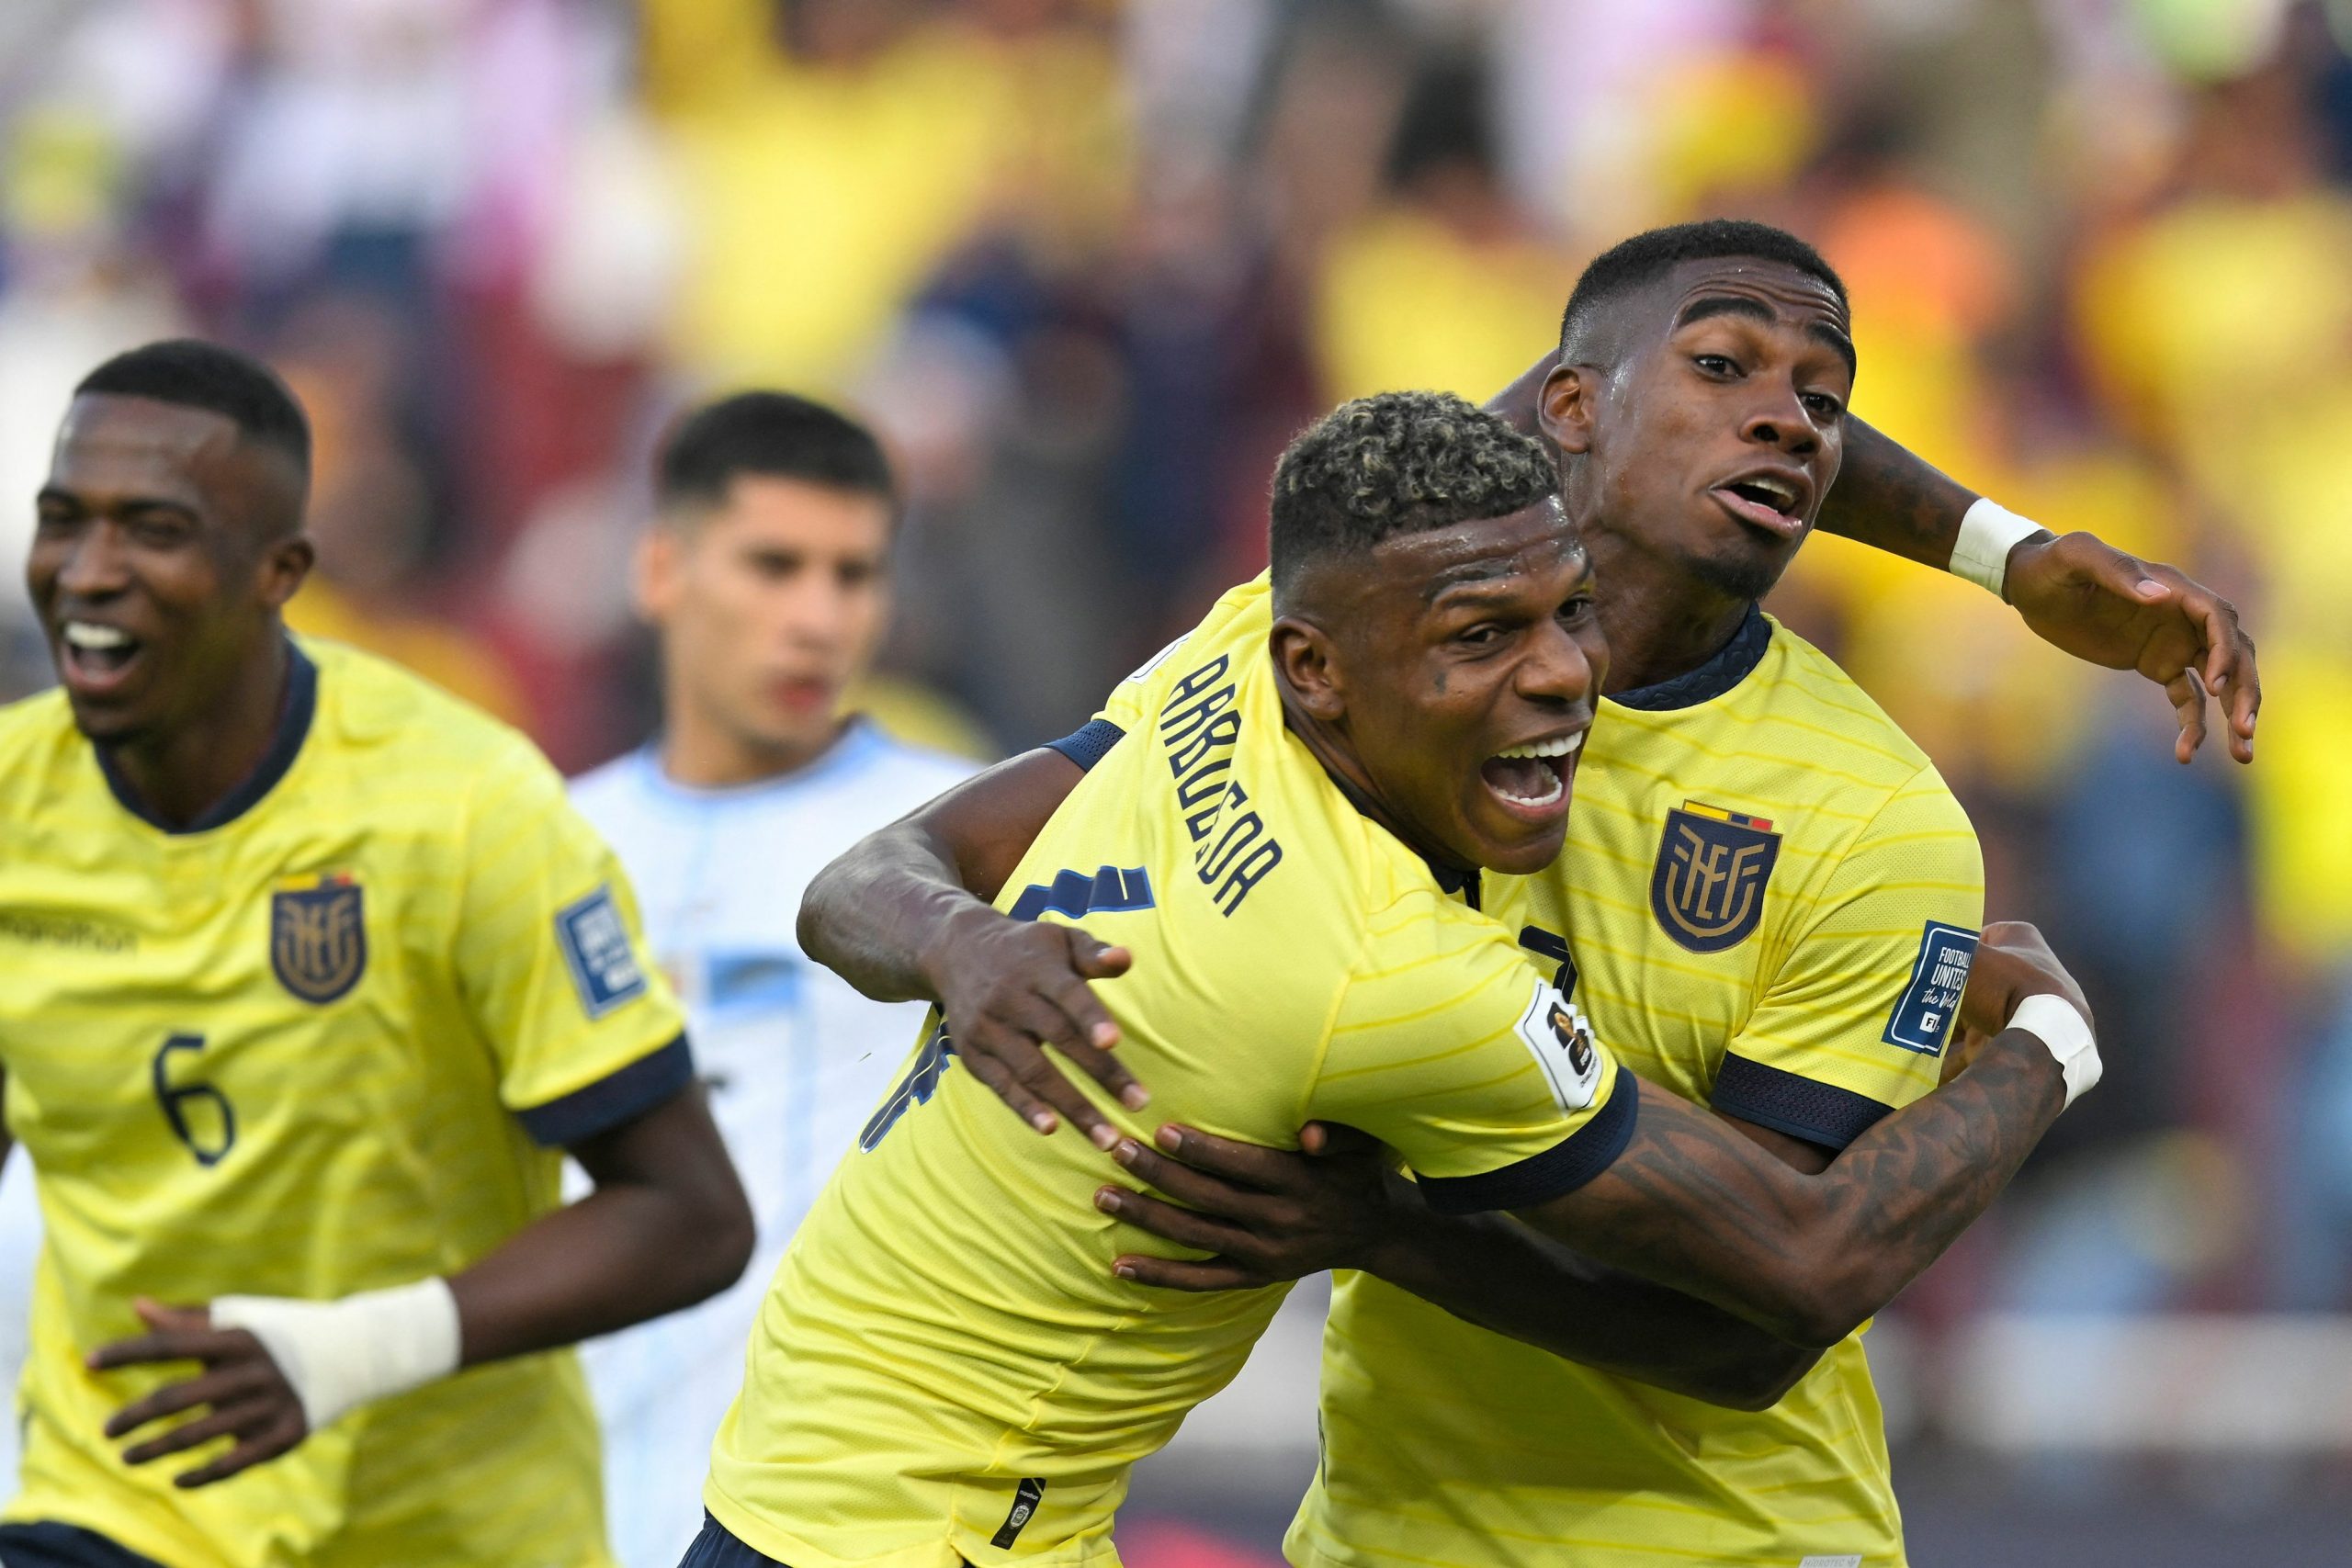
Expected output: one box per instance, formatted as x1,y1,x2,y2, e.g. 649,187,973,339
152,1033,238,1167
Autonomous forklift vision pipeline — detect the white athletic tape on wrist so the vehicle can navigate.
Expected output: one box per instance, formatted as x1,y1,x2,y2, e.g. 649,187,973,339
2007,992,2100,1110
212,1277,461,1432
1951,498,2045,597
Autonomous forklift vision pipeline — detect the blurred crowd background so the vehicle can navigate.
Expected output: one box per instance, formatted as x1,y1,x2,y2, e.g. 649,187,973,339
3,0,2351,1560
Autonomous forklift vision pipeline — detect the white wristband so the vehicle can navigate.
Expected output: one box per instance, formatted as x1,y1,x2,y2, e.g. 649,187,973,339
1950,498,2046,598
213,1277,461,1432
2007,992,2100,1111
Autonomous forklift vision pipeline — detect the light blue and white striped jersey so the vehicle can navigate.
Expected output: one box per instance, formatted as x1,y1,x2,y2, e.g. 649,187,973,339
566,718,977,1568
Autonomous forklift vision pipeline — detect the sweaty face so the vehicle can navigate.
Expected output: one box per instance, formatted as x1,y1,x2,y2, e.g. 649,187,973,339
1323,498,1607,876
1559,257,1855,601
642,475,892,759
28,395,301,745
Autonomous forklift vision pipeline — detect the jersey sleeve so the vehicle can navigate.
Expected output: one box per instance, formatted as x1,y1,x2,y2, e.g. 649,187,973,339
1308,890,1637,1215
1710,765,1985,1149
453,740,692,1146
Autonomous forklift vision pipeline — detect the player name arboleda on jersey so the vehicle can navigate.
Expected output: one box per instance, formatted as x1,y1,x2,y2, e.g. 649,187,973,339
1153,649,1283,915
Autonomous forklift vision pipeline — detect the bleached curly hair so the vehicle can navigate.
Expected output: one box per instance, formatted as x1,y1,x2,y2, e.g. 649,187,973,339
1269,390,1557,606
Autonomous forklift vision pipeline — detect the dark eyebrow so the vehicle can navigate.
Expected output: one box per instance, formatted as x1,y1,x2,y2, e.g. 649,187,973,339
1426,553,1592,611
1675,293,1858,377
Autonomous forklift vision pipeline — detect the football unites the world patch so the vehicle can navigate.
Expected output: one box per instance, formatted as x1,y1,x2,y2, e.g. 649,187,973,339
556,885,650,1018
270,873,367,1004
1883,920,1978,1055
1649,800,1781,953
1514,979,1603,1112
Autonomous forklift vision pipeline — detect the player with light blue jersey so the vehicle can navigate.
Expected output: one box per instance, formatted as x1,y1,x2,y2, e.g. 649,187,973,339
566,392,976,1568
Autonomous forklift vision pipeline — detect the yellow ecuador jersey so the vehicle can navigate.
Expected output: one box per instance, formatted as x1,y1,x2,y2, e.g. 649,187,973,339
0,639,688,1568
1112,580,1982,1568
706,580,1635,1568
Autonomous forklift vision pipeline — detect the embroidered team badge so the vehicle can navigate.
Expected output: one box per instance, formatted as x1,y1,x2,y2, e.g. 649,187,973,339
1649,800,1781,953
270,873,367,1004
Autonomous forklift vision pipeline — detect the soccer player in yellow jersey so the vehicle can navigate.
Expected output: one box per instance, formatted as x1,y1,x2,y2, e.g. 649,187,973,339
709,384,2106,1568
0,341,754,1568
795,224,2258,1568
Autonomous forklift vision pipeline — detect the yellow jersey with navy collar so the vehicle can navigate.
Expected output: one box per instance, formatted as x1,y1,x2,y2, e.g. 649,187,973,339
704,578,1634,1568
0,637,686,1568
1101,578,1982,1568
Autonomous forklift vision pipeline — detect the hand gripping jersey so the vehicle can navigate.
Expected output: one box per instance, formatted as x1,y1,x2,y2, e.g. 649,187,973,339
568,727,977,1568
704,581,1635,1567
1097,579,1983,1568
0,640,686,1568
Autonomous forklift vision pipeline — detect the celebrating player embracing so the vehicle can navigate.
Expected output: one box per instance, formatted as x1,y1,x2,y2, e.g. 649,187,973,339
695,388,2097,1567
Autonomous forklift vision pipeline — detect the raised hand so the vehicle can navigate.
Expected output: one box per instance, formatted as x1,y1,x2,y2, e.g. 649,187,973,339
2003,531,2259,764
88,1297,308,1488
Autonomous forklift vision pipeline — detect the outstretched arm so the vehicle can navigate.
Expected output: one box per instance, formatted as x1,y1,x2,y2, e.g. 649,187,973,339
1515,924,2086,1346
1101,1122,1821,1410
1488,352,2260,762
799,747,1146,1141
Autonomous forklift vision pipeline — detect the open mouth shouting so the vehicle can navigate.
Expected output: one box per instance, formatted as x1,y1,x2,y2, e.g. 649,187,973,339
1711,467,1812,539
59,618,148,696
1480,728,1587,823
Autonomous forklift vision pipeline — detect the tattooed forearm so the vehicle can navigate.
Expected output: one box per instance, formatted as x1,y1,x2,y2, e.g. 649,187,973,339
1524,1032,2064,1347
1814,417,1982,568
1369,1190,1824,1410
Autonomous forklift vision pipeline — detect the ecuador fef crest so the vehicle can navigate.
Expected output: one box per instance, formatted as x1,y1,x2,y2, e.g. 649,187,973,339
270,873,367,1004
1649,801,1780,953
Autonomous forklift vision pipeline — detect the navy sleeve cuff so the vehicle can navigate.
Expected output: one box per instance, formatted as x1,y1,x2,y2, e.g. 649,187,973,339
516,1033,695,1147
1711,1053,1893,1152
1418,1075,1640,1216
1044,719,1125,773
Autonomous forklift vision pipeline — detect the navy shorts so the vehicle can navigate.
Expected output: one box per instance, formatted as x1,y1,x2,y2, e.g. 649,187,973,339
0,1524,168,1568
676,1515,971,1568
677,1514,788,1568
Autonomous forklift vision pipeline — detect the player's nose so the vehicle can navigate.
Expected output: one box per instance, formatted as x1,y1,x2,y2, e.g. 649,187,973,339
1518,618,1597,707
51,520,136,601
1739,382,1819,457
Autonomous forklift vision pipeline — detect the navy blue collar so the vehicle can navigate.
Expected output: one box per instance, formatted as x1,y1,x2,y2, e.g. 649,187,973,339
1609,603,1771,711
98,641,318,834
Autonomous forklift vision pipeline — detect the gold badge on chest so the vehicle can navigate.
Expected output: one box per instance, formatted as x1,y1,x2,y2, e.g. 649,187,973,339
270,872,368,1003
1649,801,1780,953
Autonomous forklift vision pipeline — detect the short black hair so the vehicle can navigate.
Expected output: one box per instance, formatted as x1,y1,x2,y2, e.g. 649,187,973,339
1558,219,1847,358
656,390,897,518
1270,390,1558,605
75,339,311,473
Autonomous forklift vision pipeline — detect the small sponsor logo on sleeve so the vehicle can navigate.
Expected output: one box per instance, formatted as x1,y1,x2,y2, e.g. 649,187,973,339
1515,980,1603,1111
556,886,648,1018
1883,921,1978,1055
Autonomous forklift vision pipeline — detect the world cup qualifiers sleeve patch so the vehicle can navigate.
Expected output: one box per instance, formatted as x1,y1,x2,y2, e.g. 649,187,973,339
1883,920,1978,1055
557,886,649,1018
1515,979,1603,1111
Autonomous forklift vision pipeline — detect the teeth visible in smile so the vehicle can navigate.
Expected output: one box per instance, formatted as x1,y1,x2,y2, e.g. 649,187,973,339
1494,768,1566,806
64,622,131,650
1735,476,1798,508
1494,732,1586,761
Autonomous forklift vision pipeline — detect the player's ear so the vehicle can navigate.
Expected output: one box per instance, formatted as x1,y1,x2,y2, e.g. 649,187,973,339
1540,364,1598,457
256,535,314,611
633,525,680,625
1271,615,1346,722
